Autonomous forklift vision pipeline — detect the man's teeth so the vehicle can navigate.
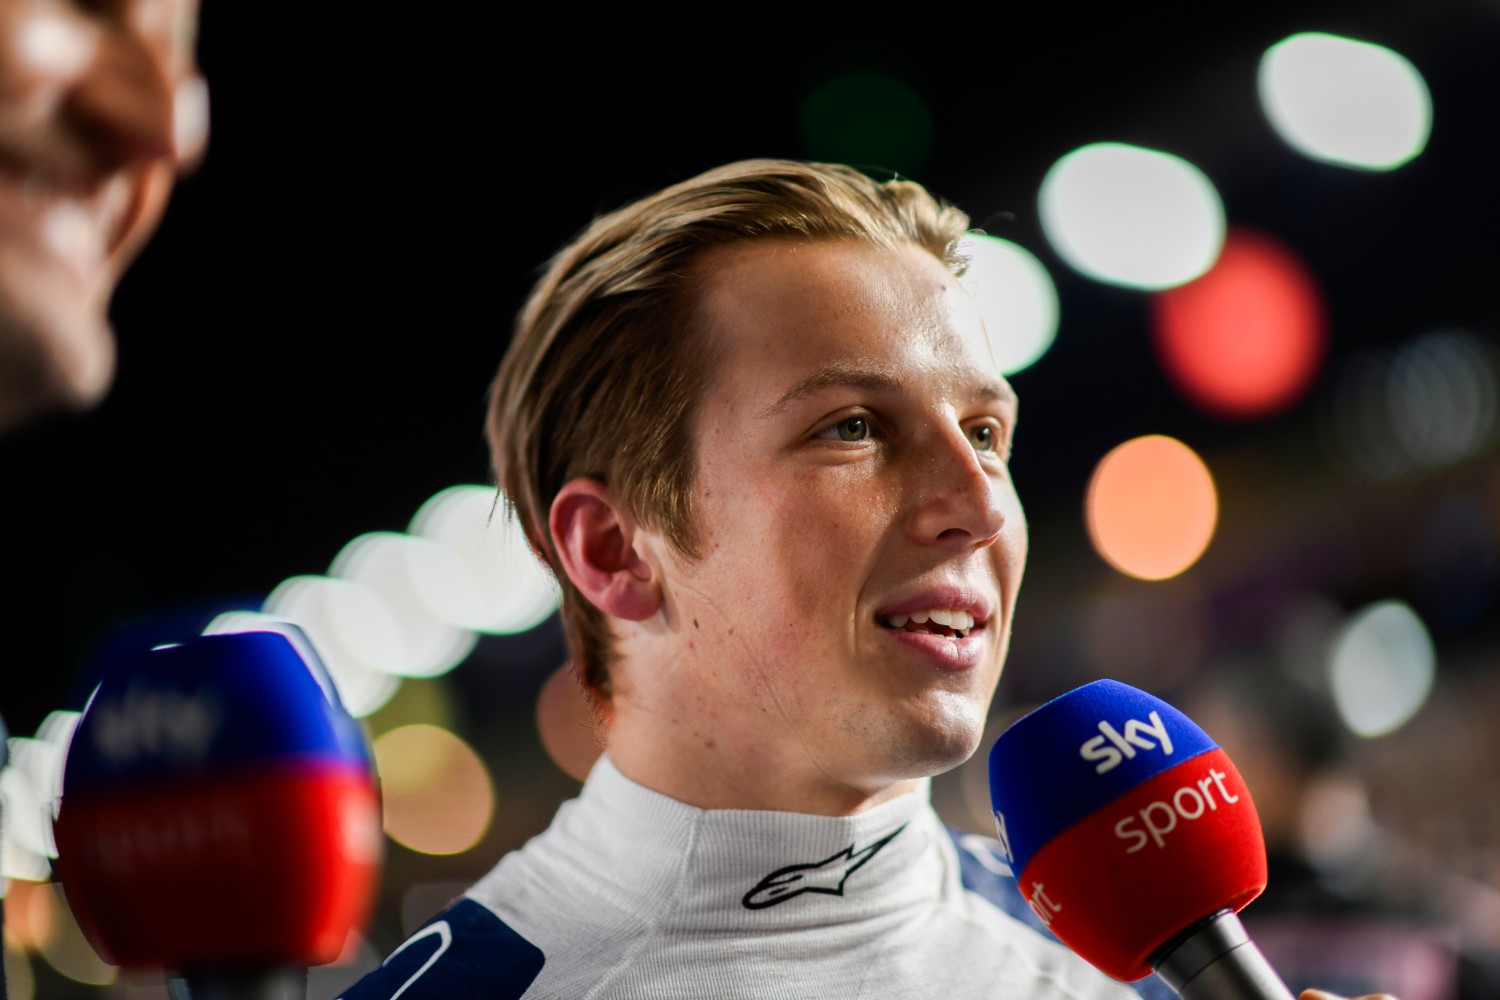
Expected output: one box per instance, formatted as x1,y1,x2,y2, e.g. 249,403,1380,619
884,609,975,632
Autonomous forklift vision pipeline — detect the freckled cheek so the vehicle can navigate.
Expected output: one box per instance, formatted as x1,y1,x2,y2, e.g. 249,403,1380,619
770,504,881,631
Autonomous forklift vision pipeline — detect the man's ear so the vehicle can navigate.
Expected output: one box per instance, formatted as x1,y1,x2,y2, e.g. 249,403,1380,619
549,479,661,621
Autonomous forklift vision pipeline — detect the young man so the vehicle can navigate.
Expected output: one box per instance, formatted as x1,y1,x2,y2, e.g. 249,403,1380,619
0,0,207,435
344,161,1387,999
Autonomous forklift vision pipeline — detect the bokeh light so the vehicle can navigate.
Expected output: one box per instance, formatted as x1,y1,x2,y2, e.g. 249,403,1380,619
957,233,1059,375
1324,330,1500,482
1039,142,1225,290
331,533,478,678
0,748,52,865
0,712,78,886
1328,600,1435,738
373,724,494,856
203,610,400,718
4,879,50,950
1259,33,1432,171
800,72,934,178
1086,435,1218,580
380,529,490,632
1150,228,1326,418
536,664,604,783
1388,331,1500,469
409,486,560,635
262,577,408,716
265,576,407,675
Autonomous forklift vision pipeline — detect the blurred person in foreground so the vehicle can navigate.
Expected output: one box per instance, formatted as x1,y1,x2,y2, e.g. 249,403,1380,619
0,0,207,436
0,2,205,995
345,160,1391,1000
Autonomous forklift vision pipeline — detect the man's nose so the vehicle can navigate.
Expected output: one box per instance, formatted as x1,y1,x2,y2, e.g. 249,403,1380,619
67,21,199,170
906,428,1007,548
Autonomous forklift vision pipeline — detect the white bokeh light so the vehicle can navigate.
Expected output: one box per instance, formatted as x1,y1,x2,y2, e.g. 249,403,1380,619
209,599,400,718
1,744,54,863
1328,600,1436,738
331,533,479,679
410,486,560,635
957,233,1059,374
265,576,408,672
1039,142,1225,291
1259,33,1431,171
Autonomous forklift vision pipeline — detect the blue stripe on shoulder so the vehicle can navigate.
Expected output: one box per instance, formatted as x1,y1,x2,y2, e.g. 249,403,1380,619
339,898,544,1000
945,827,1176,1000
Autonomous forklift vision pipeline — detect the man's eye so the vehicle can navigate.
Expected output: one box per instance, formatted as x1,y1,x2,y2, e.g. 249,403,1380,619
968,424,996,452
836,417,869,442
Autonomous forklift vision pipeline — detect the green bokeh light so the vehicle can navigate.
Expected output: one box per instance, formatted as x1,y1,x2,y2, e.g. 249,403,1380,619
800,72,934,178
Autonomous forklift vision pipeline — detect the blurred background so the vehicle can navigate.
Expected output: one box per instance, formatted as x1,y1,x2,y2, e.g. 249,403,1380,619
5,0,1500,995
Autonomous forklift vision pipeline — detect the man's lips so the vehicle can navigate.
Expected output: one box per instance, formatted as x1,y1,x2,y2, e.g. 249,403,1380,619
878,623,986,670
0,141,142,264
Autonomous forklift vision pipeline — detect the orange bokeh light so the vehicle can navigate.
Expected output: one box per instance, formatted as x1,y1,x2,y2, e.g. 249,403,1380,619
3,879,52,951
1086,435,1218,581
1150,228,1326,419
536,663,605,783
373,724,494,856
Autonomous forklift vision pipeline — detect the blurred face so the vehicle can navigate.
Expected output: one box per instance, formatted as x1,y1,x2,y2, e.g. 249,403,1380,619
635,239,1027,806
0,0,205,432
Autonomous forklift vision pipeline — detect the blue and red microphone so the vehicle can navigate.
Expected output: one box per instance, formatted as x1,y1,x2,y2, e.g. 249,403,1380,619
53,629,382,997
989,679,1294,999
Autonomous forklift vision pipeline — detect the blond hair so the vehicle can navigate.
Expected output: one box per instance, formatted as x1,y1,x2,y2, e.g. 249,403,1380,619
486,159,971,696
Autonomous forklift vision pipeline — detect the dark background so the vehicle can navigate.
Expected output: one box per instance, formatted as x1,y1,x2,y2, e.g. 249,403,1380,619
3,0,1495,733
6,0,1500,993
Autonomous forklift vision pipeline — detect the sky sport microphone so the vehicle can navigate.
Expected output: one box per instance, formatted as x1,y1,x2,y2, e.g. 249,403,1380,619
988,679,1294,999
53,629,382,999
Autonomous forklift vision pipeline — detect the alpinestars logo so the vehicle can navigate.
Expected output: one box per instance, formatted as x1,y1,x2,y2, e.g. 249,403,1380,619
741,824,907,910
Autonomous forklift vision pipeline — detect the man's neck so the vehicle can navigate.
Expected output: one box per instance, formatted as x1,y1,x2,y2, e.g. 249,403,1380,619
605,710,922,816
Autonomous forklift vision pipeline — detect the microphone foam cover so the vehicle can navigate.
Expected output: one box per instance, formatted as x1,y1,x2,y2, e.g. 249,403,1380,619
54,630,382,969
989,680,1266,981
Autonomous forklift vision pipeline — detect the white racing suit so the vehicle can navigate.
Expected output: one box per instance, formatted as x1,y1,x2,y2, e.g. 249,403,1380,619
342,756,1168,999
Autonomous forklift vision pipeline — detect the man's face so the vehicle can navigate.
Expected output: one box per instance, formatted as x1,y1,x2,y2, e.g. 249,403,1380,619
0,0,205,431
641,238,1027,803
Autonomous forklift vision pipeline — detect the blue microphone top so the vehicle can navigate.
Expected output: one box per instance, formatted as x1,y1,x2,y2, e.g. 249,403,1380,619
987,679,1216,873
63,629,372,797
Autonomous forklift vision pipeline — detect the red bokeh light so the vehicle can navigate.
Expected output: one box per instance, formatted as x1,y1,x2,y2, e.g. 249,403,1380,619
1150,228,1326,419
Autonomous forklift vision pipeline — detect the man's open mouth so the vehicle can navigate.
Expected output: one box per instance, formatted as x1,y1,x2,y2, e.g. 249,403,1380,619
876,610,980,640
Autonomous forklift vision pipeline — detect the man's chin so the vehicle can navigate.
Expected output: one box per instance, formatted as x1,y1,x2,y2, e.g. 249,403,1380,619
0,300,116,433
875,701,989,783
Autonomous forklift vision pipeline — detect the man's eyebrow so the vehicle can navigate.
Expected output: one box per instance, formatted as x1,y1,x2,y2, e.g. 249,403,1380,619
759,363,904,418
975,379,1019,408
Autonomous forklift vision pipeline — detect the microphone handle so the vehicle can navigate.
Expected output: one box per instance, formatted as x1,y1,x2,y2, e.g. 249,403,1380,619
169,968,306,1000
1152,910,1295,1000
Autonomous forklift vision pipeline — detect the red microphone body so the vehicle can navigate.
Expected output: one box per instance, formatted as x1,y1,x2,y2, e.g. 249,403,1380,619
53,630,382,998
988,679,1293,998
